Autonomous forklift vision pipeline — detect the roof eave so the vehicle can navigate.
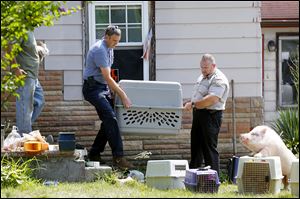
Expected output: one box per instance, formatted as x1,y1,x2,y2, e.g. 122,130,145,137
261,19,299,27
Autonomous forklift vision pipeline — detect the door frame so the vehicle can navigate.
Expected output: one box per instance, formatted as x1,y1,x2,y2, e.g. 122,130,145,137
88,1,150,80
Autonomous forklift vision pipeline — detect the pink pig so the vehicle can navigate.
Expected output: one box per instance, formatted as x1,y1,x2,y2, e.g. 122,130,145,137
240,125,297,187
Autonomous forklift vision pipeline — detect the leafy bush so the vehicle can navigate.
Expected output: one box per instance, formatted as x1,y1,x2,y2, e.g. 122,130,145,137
219,169,229,183
1,156,39,188
271,108,299,156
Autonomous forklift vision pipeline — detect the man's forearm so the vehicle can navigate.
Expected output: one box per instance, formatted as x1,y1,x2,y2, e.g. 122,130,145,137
194,95,219,109
106,77,126,99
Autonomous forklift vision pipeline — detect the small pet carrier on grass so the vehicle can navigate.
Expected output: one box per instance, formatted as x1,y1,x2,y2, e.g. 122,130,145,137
184,166,220,193
236,156,283,194
145,160,189,190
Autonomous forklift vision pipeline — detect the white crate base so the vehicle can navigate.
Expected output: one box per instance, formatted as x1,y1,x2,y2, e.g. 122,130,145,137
146,176,185,190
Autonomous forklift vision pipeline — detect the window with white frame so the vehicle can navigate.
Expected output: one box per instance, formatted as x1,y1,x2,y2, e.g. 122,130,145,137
95,5,142,43
278,35,299,107
88,1,149,81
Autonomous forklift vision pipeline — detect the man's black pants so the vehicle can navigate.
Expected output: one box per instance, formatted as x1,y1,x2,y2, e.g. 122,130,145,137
189,109,223,176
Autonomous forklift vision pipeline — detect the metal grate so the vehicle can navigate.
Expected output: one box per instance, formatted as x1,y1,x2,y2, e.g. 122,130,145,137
242,162,270,194
196,174,219,193
121,109,180,128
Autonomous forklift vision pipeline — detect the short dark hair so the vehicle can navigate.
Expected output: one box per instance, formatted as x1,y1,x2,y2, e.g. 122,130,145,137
105,25,121,36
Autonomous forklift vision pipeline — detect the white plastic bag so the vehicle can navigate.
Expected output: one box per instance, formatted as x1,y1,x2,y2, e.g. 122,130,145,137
3,126,23,151
128,170,145,183
29,130,46,143
36,41,49,61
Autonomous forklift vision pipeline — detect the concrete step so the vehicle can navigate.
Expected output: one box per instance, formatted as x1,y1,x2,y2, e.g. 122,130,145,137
1,151,112,182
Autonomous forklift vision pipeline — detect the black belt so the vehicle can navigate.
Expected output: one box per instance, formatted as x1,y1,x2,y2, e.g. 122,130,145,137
84,79,106,86
206,109,222,114
195,109,222,114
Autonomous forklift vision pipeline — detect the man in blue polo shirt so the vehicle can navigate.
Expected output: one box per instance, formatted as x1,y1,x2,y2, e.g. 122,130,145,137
82,25,134,169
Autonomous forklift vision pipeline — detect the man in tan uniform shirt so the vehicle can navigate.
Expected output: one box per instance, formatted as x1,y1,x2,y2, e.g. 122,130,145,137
184,54,229,177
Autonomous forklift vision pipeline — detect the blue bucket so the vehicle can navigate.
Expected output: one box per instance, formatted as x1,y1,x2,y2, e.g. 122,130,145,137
58,132,76,152
58,140,76,151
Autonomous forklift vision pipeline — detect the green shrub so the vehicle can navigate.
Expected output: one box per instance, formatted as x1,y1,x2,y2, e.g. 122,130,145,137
95,170,120,185
219,169,229,183
1,156,39,188
271,108,299,156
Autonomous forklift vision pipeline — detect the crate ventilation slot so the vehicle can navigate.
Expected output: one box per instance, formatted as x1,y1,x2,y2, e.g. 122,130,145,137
122,110,179,127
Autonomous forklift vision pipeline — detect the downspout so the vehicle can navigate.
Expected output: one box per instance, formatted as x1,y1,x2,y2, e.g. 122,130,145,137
149,1,156,81
231,79,237,155
262,34,264,97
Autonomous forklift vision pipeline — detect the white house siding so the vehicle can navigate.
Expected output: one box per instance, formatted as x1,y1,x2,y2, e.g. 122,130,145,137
155,1,262,98
34,1,83,100
262,27,299,125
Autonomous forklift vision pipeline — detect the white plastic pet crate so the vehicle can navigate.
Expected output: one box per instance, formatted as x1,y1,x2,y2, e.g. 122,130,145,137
115,80,183,135
236,156,283,194
290,159,299,197
145,160,189,190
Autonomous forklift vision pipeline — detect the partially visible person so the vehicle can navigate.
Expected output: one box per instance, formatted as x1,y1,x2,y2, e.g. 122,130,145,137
184,54,229,177
82,25,134,170
14,31,49,136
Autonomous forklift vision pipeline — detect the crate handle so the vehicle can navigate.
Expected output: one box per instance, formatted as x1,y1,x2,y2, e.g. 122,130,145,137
197,165,211,171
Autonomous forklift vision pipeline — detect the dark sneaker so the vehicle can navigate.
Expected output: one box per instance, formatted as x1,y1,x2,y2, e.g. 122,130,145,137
113,156,135,170
87,153,106,164
75,143,85,149
46,135,54,144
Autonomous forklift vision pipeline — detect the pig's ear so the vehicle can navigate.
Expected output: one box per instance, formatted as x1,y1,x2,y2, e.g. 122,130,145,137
261,127,268,136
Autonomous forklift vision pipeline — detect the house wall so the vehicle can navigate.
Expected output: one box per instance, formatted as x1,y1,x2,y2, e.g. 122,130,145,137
262,27,299,125
155,1,262,98
34,1,84,100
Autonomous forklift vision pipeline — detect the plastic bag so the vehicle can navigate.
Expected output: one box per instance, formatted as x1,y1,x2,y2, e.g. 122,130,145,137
29,130,46,143
3,126,23,151
128,170,145,183
36,41,49,61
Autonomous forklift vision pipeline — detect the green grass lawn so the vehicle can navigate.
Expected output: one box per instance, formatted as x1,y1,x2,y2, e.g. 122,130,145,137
1,180,295,198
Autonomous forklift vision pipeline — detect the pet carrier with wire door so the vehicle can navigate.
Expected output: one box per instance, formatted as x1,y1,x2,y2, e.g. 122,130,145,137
184,166,220,193
145,160,189,190
115,80,183,135
236,156,283,194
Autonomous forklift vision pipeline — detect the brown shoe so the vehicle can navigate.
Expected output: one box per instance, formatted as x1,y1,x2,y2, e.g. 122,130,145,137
113,156,135,170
